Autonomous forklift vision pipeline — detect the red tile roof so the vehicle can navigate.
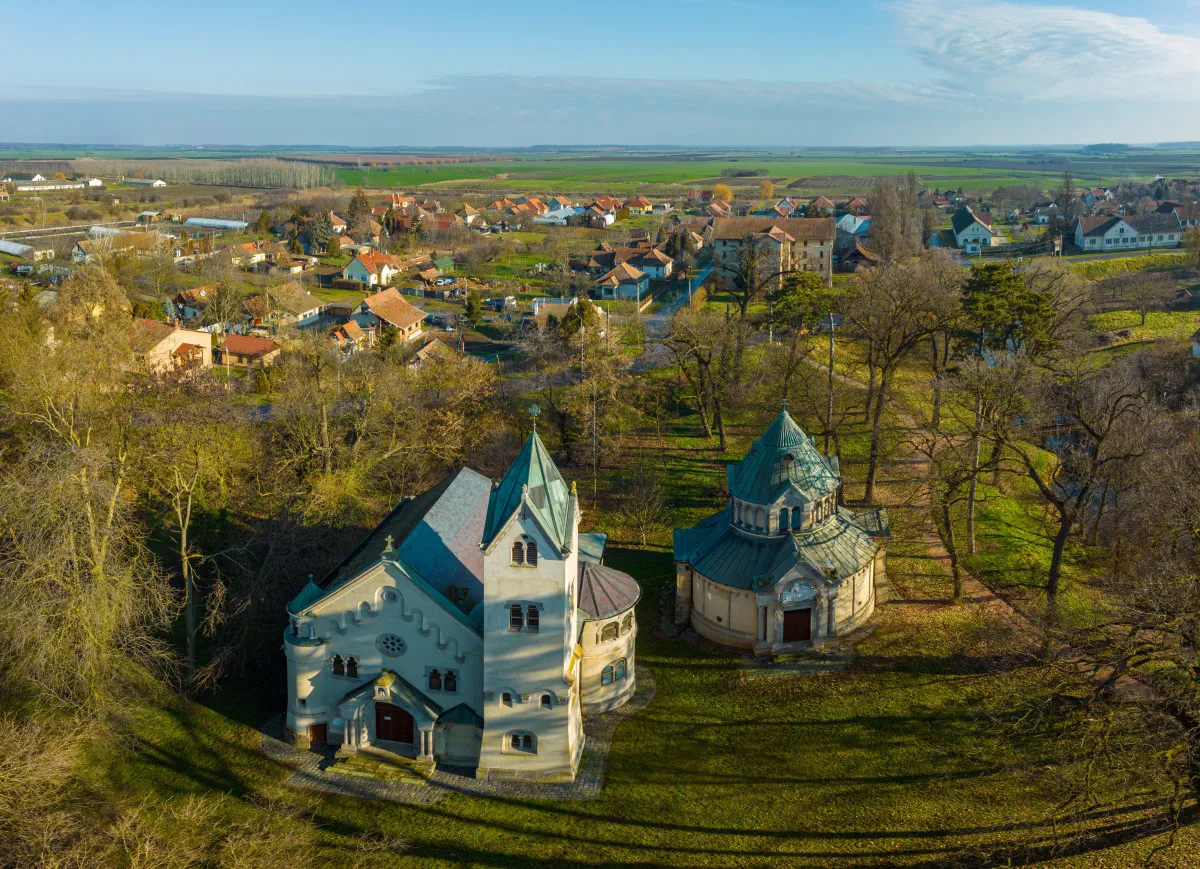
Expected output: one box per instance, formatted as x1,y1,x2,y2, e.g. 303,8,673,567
220,334,280,357
363,288,425,330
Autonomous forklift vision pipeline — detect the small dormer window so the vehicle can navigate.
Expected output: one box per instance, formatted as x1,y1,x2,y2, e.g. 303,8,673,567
782,453,794,471
512,541,524,565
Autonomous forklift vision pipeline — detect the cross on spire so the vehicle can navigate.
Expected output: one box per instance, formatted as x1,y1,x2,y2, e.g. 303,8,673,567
781,396,789,413
528,404,541,431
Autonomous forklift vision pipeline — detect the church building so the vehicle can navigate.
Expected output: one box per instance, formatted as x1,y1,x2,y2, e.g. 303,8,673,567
673,404,888,653
283,424,641,783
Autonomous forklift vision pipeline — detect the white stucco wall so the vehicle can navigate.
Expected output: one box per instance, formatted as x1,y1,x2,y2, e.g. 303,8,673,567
579,609,637,713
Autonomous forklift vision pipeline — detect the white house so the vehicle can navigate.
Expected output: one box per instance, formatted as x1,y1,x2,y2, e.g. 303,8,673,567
86,178,104,187
282,427,641,781
951,206,994,253
533,207,582,227
1073,214,1182,252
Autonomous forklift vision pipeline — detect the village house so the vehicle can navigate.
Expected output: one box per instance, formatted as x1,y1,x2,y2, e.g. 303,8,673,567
330,320,369,355
673,404,887,652
624,197,653,216
411,336,459,368
217,334,281,369
359,288,426,341
950,206,994,253
172,285,218,321
71,231,162,264
1073,214,1183,252
343,251,431,287
266,281,326,327
282,425,642,780
707,216,835,287
630,247,673,279
595,262,649,301
129,319,212,376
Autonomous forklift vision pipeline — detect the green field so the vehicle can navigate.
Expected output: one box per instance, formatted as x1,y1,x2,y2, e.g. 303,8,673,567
330,148,1200,196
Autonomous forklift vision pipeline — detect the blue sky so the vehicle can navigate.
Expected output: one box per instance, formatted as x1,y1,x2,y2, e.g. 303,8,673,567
3,0,1200,146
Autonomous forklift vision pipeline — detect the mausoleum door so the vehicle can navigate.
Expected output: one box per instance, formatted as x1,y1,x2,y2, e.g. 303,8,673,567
782,608,811,643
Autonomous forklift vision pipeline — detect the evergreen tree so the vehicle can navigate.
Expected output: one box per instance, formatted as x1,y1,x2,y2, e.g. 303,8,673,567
255,209,271,234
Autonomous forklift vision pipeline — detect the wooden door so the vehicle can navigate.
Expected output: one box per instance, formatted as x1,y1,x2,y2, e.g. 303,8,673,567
782,608,811,643
375,703,414,743
308,723,328,746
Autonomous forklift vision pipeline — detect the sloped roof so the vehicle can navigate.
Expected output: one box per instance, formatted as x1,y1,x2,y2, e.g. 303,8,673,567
674,505,879,591
577,563,641,620
438,702,483,727
709,216,834,242
269,281,324,316
129,318,176,353
322,467,492,607
951,206,992,234
1126,213,1183,234
579,531,607,565
287,579,325,615
364,288,425,330
483,430,573,551
340,669,443,720
727,407,840,504
597,261,645,286
219,334,280,357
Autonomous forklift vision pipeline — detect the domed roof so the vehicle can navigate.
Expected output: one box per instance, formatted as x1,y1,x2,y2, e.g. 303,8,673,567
727,406,840,505
577,564,641,620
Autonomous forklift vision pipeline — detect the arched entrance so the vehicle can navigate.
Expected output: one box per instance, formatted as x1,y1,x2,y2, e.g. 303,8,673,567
375,702,414,744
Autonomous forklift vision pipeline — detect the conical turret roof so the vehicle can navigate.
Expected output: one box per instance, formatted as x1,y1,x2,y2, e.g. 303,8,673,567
483,430,574,550
727,406,839,505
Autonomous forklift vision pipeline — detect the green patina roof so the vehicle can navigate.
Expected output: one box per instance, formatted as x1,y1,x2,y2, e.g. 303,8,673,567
674,505,879,591
438,703,483,727
727,406,840,505
286,579,325,615
483,430,574,551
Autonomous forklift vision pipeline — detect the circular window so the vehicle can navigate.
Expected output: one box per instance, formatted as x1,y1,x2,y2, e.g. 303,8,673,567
376,634,406,656
382,589,397,602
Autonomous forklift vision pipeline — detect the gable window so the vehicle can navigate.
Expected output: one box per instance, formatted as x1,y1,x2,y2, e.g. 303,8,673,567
332,655,344,676
792,506,802,529
509,604,524,631
444,671,457,693
346,657,358,679
526,540,538,566
526,605,540,632
511,541,525,565
429,668,442,691
778,508,788,530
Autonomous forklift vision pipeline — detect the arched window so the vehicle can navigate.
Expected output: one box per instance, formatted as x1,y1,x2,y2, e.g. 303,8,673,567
332,655,344,676
444,671,457,693
506,731,536,753
526,605,540,632
509,604,523,631
601,622,619,643
614,658,626,680
541,693,552,709
621,613,633,633
792,506,802,529
511,541,524,565
346,657,358,678
601,665,614,685
501,692,512,706
778,508,788,530
523,734,533,750
429,669,442,691
510,733,521,749
526,540,538,566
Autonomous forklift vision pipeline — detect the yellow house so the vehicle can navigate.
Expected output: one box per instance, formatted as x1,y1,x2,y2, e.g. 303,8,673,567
130,319,213,376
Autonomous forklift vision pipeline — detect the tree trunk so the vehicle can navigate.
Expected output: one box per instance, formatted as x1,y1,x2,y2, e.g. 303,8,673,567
987,436,1004,487
864,350,877,425
864,371,890,504
929,335,942,431
182,526,195,676
1044,512,1072,657
320,401,332,474
940,501,963,602
966,392,983,555
714,397,727,452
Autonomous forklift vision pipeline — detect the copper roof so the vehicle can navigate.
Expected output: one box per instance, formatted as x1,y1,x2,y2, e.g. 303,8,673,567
577,564,641,620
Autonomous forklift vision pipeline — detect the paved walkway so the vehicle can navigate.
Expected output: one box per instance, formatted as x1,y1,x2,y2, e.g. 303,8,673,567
259,667,656,804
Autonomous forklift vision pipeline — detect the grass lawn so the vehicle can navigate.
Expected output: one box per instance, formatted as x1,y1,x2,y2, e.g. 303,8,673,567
311,286,365,305
1071,252,1194,280
68,379,1196,867
500,231,546,244
1087,308,1200,346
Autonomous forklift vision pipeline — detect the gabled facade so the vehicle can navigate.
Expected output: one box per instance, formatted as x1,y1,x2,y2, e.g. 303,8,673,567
283,431,640,781
1073,214,1182,252
951,206,993,252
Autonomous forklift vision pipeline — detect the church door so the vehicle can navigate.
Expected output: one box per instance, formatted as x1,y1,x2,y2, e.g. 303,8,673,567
782,608,811,643
375,703,414,743
308,723,328,746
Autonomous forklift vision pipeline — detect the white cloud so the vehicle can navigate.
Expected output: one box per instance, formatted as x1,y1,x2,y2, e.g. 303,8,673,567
898,0,1200,99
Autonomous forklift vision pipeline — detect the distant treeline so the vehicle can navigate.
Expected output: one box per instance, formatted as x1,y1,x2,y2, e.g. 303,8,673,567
719,167,770,177
75,157,337,189
1082,143,1132,154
